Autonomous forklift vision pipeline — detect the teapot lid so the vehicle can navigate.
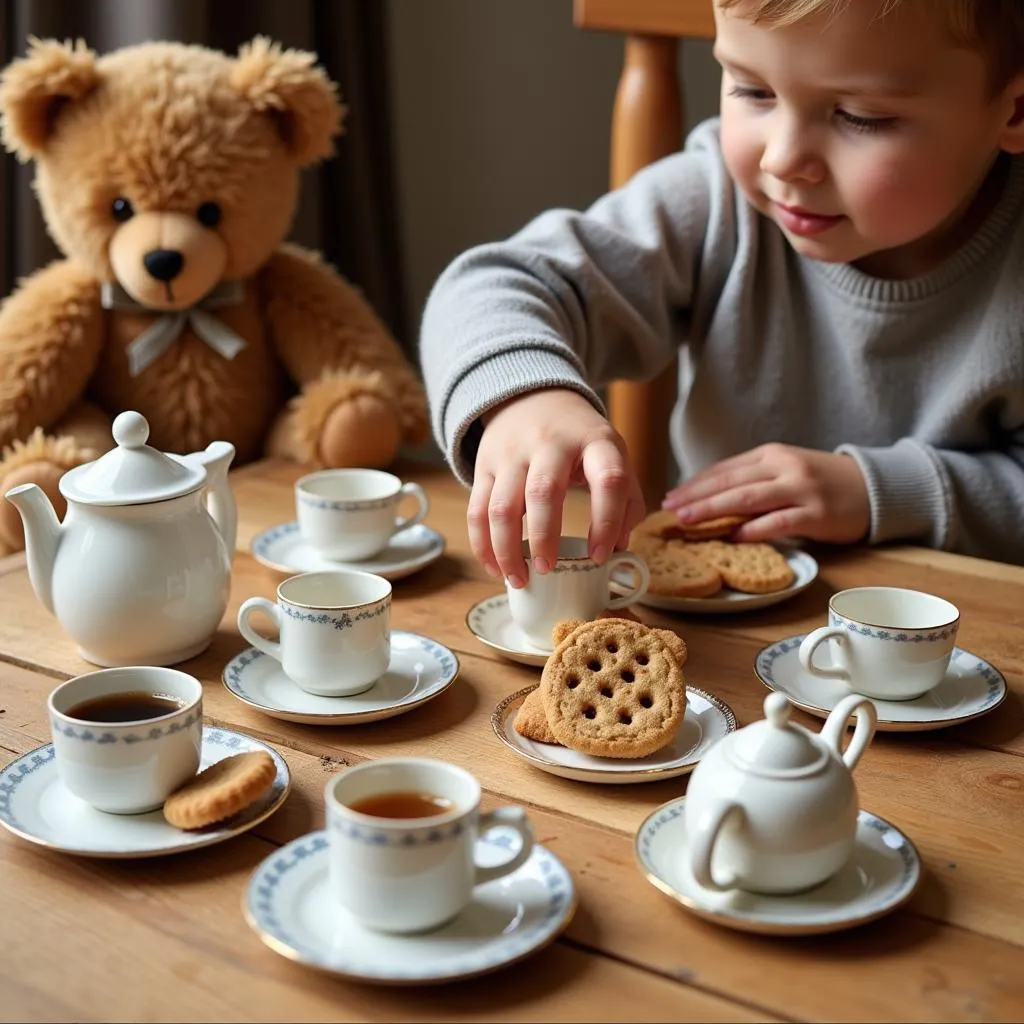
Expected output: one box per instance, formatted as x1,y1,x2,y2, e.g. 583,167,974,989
59,411,207,506
726,693,828,777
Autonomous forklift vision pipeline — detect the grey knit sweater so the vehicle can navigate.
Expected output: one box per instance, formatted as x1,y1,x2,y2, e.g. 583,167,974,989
419,118,1024,564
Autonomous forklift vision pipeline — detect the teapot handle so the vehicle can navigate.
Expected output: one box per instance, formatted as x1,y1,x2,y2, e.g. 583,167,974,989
820,693,878,771
689,799,742,892
201,441,237,555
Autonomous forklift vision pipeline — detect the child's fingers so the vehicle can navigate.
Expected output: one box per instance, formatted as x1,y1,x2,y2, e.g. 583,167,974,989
524,453,571,573
581,437,634,564
466,472,500,577
488,464,529,586
671,478,781,525
731,506,807,543
662,451,767,509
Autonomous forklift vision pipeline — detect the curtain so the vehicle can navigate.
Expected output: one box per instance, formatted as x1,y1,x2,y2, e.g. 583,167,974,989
0,0,407,343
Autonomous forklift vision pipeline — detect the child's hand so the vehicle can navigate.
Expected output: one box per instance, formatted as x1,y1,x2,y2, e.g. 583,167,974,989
662,444,870,545
468,388,646,587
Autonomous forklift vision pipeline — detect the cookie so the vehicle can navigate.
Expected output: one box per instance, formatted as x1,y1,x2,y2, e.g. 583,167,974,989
633,508,747,542
162,750,277,830
631,530,723,598
707,541,795,594
540,618,687,758
513,686,561,744
550,607,641,648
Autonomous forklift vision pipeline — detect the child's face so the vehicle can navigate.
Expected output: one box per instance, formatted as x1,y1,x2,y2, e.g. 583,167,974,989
714,1,1022,277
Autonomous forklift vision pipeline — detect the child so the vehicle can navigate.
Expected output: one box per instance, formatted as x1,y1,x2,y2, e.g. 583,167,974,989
419,0,1024,584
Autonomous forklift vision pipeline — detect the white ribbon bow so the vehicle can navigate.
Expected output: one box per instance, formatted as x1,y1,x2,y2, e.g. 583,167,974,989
100,280,247,377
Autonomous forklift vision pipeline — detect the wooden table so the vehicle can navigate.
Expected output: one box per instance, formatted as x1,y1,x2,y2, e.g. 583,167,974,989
1,457,1022,1022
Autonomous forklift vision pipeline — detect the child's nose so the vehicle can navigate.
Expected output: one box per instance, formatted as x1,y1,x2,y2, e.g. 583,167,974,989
760,120,824,183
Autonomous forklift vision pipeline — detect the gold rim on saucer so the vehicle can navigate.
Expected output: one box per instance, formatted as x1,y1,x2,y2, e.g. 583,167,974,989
464,595,551,667
491,684,738,783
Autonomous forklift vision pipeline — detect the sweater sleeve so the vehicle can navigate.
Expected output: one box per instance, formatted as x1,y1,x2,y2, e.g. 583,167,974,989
419,122,727,485
838,436,1024,563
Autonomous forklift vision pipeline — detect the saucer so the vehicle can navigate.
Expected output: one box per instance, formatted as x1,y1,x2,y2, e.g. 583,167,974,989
465,595,554,667
616,546,818,615
251,521,445,581
491,685,737,784
754,635,1007,732
0,726,290,858
223,630,460,725
636,798,921,935
244,825,576,984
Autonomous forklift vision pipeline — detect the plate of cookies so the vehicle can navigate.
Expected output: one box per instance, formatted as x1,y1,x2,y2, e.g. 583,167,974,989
490,617,737,784
620,512,818,613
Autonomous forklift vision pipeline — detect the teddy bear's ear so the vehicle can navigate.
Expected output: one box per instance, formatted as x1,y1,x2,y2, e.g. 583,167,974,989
0,37,99,161
231,36,344,166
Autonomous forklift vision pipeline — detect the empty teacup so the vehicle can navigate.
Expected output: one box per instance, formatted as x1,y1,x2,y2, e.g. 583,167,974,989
798,586,959,701
237,570,391,697
48,666,203,814
296,468,429,561
505,537,650,649
325,757,535,933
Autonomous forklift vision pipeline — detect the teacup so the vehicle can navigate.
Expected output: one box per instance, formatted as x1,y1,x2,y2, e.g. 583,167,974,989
505,537,650,649
296,468,429,561
48,666,203,814
798,586,960,701
325,757,536,933
237,570,391,697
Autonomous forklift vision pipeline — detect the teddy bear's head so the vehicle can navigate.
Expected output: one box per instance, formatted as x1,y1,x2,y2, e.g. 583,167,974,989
0,36,343,311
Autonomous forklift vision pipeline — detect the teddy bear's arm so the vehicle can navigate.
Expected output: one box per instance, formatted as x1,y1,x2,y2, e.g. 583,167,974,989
0,259,104,451
259,243,429,445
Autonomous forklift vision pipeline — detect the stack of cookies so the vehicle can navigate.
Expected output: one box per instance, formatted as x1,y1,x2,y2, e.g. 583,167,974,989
515,617,688,758
629,510,795,599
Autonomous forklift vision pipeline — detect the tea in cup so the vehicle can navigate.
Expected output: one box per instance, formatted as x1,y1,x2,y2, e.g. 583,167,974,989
325,757,536,933
237,570,391,697
296,468,429,561
798,586,959,701
505,537,650,649
48,666,203,814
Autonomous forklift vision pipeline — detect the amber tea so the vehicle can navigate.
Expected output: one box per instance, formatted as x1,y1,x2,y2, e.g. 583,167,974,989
349,790,454,819
66,691,185,723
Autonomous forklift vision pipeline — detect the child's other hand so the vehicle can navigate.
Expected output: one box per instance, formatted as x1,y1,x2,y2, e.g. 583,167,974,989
468,388,646,587
662,444,870,545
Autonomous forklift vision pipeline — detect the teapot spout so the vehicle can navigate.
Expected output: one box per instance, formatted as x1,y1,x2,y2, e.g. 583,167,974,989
3,483,61,614
195,440,237,555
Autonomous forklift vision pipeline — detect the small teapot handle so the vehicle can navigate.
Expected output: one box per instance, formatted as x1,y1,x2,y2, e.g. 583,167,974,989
820,693,878,771
199,441,237,555
689,799,743,892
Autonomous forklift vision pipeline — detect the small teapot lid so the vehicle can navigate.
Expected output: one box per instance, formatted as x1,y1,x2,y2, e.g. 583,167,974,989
59,411,207,506
726,693,828,777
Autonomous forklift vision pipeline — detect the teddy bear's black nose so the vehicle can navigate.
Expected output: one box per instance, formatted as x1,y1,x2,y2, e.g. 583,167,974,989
143,249,184,282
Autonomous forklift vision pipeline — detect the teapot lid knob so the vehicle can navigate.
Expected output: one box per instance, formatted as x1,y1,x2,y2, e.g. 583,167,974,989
764,692,792,728
112,411,150,449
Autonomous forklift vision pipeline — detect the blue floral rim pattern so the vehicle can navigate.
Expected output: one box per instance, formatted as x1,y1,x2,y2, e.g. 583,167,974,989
50,710,201,745
828,611,958,643
298,492,396,512
282,597,389,631
246,829,574,980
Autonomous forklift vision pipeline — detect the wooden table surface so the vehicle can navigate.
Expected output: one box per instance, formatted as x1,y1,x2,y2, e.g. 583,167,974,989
1,457,1022,1023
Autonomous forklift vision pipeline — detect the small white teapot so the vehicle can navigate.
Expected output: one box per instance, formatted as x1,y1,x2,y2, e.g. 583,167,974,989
4,411,236,667
684,691,877,895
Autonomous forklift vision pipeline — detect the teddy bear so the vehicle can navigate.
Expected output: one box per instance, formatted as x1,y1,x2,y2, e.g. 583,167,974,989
0,36,429,554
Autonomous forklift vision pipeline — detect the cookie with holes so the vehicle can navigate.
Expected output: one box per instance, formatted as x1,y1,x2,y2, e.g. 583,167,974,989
540,617,687,758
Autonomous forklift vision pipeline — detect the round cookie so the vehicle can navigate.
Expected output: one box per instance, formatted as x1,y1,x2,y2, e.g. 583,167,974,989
162,750,277,830
710,541,796,594
540,618,687,759
631,531,723,598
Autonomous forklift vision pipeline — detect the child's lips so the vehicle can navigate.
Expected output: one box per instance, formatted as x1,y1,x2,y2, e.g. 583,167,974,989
773,201,845,237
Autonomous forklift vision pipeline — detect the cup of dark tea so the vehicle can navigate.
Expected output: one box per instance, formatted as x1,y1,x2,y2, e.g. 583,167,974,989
325,757,536,933
47,666,203,814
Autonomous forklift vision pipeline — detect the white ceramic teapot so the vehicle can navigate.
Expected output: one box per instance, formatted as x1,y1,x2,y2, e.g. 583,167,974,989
684,691,877,895
4,411,236,667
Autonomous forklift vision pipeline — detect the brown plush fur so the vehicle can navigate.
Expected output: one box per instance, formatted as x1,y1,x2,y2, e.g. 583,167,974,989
0,37,428,551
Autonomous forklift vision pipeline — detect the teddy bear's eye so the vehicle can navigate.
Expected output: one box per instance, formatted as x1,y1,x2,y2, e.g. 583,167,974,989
197,202,222,228
111,197,134,222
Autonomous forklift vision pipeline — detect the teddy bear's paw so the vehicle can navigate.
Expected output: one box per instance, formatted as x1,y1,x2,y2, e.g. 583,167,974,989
319,392,402,469
0,458,68,551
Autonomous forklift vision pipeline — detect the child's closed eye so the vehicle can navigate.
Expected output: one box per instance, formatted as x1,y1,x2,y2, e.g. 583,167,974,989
728,84,775,103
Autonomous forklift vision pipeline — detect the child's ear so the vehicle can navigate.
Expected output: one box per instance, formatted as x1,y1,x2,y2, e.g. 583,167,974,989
0,37,99,161
231,36,345,166
999,72,1024,154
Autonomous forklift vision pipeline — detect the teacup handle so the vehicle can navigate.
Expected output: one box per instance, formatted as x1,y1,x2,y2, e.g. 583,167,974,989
237,597,283,663
605,551,651,610
689,799,742,892
392,482,429,536
474,806,535,886
798,626,851,682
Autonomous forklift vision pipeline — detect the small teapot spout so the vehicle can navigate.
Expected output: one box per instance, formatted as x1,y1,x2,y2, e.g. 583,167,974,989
3,483,62,614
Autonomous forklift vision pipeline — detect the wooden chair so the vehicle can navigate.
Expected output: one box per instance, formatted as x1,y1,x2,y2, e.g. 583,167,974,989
574,0,716,510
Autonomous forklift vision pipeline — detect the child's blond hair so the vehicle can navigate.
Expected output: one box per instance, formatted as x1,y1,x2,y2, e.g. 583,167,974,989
719,0,1024,92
